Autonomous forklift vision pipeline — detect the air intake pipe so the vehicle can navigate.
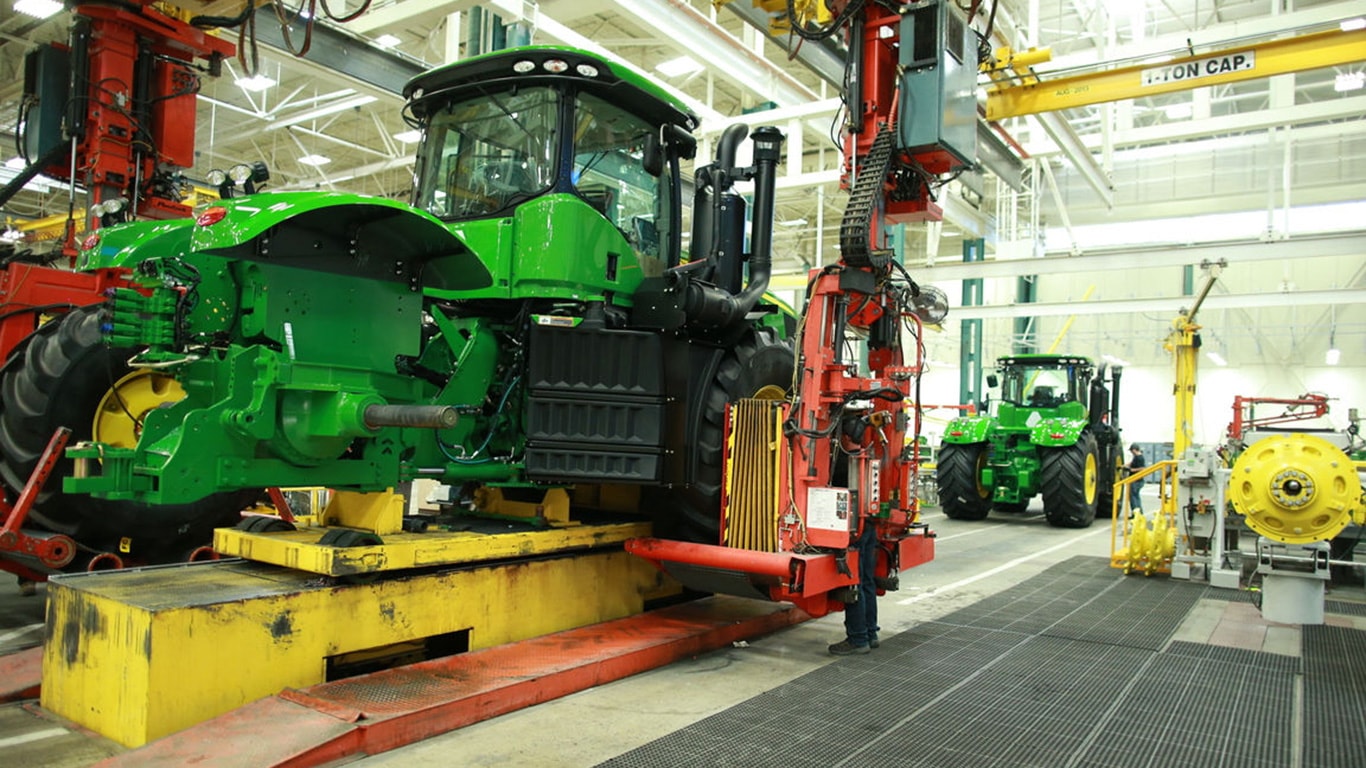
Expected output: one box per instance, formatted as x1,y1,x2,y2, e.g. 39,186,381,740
681,125,784,331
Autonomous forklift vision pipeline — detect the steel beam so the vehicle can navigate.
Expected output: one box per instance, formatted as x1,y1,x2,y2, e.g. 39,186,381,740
987,27,1366,120
1034,110,1113,208
252,4,426,96
901,232,1366,284
606,0,817,108
950,287,1366,320
719,0,847,86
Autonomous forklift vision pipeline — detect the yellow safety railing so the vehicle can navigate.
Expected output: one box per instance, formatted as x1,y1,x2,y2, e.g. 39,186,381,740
1109,459,1178,575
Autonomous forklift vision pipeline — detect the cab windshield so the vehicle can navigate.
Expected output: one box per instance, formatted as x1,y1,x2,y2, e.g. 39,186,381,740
999,364,1086,408
416,86,559,219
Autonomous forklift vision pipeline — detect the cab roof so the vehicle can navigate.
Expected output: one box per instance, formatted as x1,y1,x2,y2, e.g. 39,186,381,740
404,46,698,131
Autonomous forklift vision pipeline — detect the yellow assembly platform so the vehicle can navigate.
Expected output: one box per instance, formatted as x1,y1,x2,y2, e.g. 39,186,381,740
42,505,664,748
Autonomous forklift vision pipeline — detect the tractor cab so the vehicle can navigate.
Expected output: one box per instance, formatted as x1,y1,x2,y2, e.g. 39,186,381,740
403,47,699,302
993,355,1094,423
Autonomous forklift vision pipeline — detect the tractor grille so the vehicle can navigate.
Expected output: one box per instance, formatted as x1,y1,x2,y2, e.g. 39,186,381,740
722,399,783,552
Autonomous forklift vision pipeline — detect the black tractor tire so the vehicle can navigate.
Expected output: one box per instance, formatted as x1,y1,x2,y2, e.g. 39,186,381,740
994,500,1031,514
670,327,794,543
937,443,992,520
1041,432,1101,528
0,305,255,558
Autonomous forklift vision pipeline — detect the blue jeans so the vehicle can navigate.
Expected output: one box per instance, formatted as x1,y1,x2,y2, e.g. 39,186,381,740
1130,483,1144,513
843,522,880,647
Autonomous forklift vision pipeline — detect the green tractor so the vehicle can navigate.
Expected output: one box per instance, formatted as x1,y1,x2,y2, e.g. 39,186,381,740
937,354,1122,528
3,46,798,556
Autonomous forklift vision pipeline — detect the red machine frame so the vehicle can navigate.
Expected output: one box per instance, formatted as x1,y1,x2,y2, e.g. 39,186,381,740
0,2,233,579
1226,393,1331,442
628,266,936,617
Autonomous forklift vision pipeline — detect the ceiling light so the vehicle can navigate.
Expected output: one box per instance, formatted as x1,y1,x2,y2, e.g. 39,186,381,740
1205,351,1227,367
375,34,401,48
655,55,703,78
1325,347,1341,366
4,157,25,170
1342,18,1366,32
1163,103,1193,119
1334,72,1364,93
235,74,276,92
779,218,808,227
14,0,63,18
298,154,332,167
392,129,422,143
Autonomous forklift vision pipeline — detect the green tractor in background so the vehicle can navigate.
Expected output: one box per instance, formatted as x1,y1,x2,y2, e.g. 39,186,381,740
2,46,798,558
937,354,1123,528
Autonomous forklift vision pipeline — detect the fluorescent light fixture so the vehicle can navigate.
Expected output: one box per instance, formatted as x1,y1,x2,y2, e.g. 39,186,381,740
655,55,703,78
298,154,332,167
392,129,422,143
375,34,402,48
1326,348,1341,366
1334,72,1364,93
779,218,808,227
1101,354,1130,367
1342,18,1366,32
1205,351,1227,367
235,74,276,92
4,157,25,170
1163,103,1192,119
14,0,63,18
266,95,378,131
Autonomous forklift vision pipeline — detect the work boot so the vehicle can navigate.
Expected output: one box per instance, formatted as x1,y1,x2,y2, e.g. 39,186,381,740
828,639,870,656
869,632,880,649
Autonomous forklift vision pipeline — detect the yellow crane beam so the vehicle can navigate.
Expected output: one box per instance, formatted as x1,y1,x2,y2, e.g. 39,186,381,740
986,26,1366,121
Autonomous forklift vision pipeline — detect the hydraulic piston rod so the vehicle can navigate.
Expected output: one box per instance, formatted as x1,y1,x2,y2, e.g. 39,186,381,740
363,405,459,429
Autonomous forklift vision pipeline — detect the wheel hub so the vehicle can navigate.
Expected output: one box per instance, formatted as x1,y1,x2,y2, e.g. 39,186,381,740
93,370,186,448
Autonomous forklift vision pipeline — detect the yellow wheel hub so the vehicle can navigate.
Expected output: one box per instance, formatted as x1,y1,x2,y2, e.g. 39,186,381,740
1083,452,1098,504
93,370,186,449
974,449,990,498
1229,433,1361,544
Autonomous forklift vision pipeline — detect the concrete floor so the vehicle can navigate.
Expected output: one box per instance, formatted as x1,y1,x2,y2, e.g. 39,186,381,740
1,491,1362,767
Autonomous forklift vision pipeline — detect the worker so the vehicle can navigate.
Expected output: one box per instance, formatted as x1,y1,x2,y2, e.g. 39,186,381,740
1126,444,1147,513
828,521,880,656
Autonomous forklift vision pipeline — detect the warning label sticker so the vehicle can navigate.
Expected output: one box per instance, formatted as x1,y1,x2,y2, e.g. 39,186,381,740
1140,51,1256,86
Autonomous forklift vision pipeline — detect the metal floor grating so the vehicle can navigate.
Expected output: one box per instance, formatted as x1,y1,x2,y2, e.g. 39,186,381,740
600,556,1355,768
1302,624,1366,768
1324,599,1366,617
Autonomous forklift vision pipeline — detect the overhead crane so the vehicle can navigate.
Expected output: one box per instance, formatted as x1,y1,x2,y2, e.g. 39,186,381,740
983,22,1366,120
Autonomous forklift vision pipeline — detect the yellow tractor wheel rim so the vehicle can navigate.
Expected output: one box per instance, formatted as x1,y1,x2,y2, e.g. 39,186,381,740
93,370,186,449
1084,452,1098,504
975,449,990,499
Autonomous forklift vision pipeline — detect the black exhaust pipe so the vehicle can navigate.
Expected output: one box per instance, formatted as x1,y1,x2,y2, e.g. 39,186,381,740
680,126,784,331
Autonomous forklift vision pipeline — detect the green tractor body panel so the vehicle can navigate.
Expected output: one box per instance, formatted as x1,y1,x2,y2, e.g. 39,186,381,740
60,44,794,536
442,193,660,304
941,416,991,445
937,354,1122,525
77,219,196,271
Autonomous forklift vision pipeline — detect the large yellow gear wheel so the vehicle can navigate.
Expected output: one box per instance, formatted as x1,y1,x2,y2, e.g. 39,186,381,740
1228,433,1363,544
